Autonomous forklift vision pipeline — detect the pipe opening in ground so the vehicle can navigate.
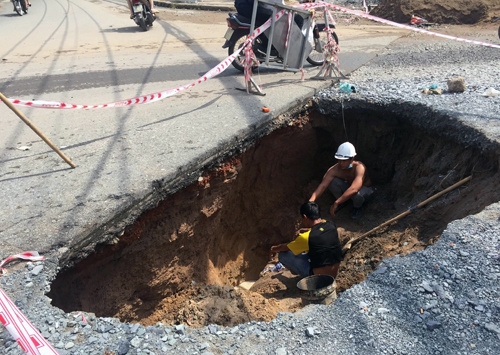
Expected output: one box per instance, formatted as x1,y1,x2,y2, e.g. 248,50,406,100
47,105,500,328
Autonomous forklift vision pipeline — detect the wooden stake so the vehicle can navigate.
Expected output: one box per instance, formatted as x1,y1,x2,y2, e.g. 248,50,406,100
342,175,472,253
0,92,76,168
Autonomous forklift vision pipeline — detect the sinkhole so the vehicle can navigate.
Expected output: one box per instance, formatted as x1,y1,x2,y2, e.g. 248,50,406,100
48,102,500,328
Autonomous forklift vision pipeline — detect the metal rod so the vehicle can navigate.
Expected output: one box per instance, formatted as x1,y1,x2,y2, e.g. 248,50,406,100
342,175,472,253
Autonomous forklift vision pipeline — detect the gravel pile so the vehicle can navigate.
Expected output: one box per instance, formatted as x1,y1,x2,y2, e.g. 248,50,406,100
315,32,500,142
1,19,500,355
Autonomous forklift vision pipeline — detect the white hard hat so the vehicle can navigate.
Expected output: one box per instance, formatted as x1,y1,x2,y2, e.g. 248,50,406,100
335,142,356,160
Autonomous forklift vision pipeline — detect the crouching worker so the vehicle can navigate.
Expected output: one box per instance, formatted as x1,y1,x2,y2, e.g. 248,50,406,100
270,202,343,278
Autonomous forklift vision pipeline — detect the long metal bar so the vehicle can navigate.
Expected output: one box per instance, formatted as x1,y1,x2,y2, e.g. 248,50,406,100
282,11,291,68
265,6,278,66
250,0,258,36
0,92,76,168
297,11,311,69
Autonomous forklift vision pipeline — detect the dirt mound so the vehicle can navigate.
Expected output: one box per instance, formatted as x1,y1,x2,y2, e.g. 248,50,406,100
372,0,500,24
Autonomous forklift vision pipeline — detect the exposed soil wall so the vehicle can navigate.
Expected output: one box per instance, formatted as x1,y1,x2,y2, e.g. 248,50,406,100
48,105,500,328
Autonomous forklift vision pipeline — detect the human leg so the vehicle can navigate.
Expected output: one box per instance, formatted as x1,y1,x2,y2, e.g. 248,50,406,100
350,186,374,219
328,177,349,200
127,0,134,18
351,186,374,208
278,251,311,277
149,0,158,13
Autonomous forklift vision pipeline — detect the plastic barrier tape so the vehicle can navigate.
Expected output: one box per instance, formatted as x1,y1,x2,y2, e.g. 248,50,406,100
6,3,499,109
0,251,58,355
299,2,500,49
0,251,45,275
8,49,242,110
6,10,287,110
0,288,59,355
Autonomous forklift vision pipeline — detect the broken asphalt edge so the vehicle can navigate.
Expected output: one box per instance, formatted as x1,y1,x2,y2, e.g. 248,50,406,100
59,83,334,266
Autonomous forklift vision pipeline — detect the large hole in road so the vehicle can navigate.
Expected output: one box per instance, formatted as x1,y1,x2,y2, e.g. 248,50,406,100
48,103,500,328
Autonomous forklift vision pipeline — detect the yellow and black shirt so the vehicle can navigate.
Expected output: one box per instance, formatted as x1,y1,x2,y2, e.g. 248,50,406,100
287,220,343,268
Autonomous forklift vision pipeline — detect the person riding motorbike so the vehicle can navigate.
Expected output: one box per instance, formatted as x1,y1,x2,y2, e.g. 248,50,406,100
13,0,29,13
127,0,157,19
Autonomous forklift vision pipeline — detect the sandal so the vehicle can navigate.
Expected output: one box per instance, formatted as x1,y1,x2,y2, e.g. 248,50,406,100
130,14,134,19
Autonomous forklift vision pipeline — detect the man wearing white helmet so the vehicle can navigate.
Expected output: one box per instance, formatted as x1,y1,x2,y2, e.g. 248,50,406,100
309,142,374,219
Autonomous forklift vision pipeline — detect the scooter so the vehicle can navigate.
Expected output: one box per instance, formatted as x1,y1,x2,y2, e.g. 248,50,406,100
131,0,155,31
222,11,338,72
12,0,28,16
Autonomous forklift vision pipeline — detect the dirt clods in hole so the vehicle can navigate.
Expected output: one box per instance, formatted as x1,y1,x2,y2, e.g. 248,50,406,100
48,106,500,328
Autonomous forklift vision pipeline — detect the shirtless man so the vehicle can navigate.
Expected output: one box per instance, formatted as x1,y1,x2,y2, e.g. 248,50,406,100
309,142,373,219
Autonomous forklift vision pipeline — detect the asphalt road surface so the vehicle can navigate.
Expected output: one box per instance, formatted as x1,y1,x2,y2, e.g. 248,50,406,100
0,0,407,255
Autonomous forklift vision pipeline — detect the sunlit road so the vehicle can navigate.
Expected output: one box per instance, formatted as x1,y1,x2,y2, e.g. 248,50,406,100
0,0,231,97
0,0,407,253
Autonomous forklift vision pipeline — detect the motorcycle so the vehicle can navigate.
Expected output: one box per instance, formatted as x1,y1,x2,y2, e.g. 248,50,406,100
12,0,28,16
222,11,338,72
131,0,155,31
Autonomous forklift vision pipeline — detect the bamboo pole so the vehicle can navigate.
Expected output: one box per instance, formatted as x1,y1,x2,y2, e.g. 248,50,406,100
342,175,472,253
0,92,76,168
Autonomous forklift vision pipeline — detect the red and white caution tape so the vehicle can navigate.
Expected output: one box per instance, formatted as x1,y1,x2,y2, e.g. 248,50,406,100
0,251,44,275
232,9,288,90
315,24,341,79
297,1,500,49
0,288,59,355
8,49,241,109
6,2,499,109
243,44,258,92
0,289,58,355
0,251,58,355
7,10,288,110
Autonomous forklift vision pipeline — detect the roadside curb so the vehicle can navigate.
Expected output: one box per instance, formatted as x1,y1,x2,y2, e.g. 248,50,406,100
154,0,235,12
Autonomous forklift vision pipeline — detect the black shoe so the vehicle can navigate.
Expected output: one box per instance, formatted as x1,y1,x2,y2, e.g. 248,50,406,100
351,207,363,220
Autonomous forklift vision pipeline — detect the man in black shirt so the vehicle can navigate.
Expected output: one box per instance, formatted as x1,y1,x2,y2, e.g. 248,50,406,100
234,0,273,28
270,202,343,278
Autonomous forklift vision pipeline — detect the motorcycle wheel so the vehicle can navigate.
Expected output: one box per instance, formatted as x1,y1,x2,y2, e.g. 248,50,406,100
137,13,148,31
228,33,261,72
306,30,339,66
13,0,23,16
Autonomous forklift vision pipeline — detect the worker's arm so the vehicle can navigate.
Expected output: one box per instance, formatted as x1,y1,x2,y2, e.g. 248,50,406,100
269,243,290,260
330,164,365,215
270,229,310,258
309,167,336,202
270,243,290,253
